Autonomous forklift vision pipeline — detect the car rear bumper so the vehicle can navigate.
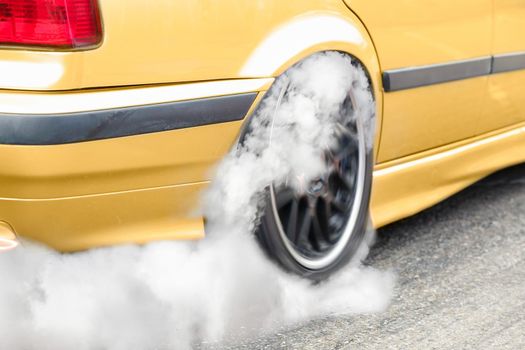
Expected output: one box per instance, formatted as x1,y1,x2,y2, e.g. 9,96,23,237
0,78,271,251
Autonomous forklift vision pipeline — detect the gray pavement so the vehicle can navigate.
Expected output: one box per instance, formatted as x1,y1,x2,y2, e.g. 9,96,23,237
230,163,525,349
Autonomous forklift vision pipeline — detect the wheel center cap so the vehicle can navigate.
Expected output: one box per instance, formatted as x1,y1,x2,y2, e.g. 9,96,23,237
307,178,326,195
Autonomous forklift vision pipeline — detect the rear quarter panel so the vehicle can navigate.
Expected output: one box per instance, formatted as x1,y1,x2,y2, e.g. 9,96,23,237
0,0,380,93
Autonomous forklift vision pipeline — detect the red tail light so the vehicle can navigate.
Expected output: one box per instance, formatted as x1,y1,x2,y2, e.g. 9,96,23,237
0,0,102,49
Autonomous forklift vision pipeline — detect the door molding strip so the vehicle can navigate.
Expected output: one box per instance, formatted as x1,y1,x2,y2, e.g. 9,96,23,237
383,52,525,92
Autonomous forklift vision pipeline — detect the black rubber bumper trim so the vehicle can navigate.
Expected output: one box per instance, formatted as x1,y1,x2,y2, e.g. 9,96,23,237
0,93,257,145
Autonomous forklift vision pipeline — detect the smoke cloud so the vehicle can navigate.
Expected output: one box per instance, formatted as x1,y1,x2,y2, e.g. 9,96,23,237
0,52,393,349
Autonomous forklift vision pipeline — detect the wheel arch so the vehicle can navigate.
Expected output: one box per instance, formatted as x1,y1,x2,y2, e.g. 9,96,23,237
239,11,383,158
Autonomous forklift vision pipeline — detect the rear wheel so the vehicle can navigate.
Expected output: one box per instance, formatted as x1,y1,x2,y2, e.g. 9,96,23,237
256,57,374,281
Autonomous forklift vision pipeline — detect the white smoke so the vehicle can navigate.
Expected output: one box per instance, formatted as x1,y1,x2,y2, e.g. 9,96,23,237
0,52,393,349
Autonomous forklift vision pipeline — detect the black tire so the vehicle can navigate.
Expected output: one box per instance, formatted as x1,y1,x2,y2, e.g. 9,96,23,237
254,54,375,281
257,151,373,281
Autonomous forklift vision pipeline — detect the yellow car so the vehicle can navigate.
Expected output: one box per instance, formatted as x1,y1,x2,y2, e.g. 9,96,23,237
0,0,524,279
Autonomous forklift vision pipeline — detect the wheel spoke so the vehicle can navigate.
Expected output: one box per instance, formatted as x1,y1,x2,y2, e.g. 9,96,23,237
295,210,312,245
333,169,354,192
276,188,295,209
285,198,299,242
317,198,331,240
328,140,356,163
340,174,354,191
336,122,357,140
331,196,347,213
341,136,357,155
311,214,325,251
339,153,357,174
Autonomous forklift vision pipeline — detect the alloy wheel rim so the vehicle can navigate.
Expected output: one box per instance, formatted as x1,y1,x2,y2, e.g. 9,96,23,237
270,90,367,270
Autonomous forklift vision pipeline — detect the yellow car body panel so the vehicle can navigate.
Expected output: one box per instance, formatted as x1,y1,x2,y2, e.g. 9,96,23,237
0,0,524,251
344,0,492,70
0,182,208,251
481,0,525,134
346,0,495,161
371,122,525,227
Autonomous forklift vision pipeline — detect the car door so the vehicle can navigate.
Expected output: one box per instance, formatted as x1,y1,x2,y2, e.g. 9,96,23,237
480,0,525,133
344,0,493,162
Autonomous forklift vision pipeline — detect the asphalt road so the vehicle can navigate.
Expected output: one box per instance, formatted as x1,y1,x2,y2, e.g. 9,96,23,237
228,163,525,349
